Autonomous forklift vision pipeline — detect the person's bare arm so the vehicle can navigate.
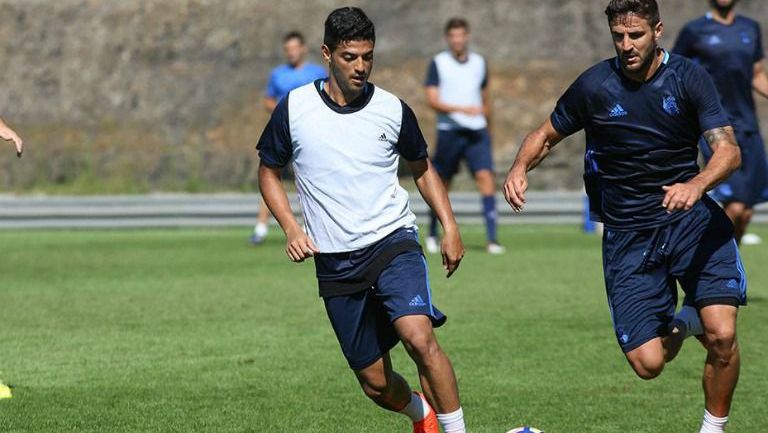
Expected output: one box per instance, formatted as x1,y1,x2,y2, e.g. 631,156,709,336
662,126,741,212
262,97,278,113
753,61,768,99
0,118,23,157
258,164,318,262
503,119,566,212
424,86,483,116
408,158,464,277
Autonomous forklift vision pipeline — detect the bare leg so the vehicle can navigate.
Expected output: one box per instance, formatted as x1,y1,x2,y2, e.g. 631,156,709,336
723,202,750,245
354,353,412,411
393,315,460,413
699,305,740,417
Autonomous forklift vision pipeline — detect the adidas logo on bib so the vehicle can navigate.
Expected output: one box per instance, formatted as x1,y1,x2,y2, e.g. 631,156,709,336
609,103,628,117
378,133,387,142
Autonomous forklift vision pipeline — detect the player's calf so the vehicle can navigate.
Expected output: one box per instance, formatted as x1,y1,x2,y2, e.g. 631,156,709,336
355,357,411,411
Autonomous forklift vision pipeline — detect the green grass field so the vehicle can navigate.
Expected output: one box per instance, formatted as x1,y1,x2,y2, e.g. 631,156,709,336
1,225,766,433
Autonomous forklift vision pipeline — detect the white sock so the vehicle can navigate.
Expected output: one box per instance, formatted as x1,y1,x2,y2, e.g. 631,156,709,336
437,407,466,433
674,305,703,337
699,409,728,433
399,392,430,422
254,223,268,237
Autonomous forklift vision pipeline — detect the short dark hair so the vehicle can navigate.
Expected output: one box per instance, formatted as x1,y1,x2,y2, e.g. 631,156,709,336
604,0,660,27
323,7,375,52
444,17,469,34
283,31,305,44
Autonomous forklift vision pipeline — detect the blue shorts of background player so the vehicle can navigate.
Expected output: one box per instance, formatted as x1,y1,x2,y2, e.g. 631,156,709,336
700,130,768,209
428,128,504,253
432,128,494,180
603,196,747,355
318,227,446,370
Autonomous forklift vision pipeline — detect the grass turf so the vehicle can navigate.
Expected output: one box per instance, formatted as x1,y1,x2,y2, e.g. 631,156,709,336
0,225,766,433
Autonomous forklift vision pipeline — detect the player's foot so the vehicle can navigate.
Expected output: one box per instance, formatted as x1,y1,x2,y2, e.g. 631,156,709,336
673,304,703,338
425,236,439,254
741,233,762,245
412,392,439,433
251,223,268,245
486,242,506,254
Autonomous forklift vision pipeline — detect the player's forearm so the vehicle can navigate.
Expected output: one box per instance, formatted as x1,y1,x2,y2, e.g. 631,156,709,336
511,129,552,173
257,164,302,235
263,97,278,113
692,127,741,192
753,72,768,99
411,159,459,233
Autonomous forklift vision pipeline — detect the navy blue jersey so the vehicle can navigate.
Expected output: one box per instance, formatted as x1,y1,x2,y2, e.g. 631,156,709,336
551,51,730,230
673,14,764,133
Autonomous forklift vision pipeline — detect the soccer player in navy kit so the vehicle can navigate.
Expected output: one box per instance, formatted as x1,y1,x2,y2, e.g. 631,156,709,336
258,7,467,433
424,18,504,255
252,31,326,245
0,117,23,157
505,1,745,432
673,0,768,245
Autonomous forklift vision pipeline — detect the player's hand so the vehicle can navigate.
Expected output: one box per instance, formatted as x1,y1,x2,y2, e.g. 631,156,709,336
0,125,23,157
441,227,464,278
662,180,705,213
285,228,319,263
504,166,528,212
461,106,484,116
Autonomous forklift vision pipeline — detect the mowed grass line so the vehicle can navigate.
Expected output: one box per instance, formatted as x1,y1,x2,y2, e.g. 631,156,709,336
0,225,765,433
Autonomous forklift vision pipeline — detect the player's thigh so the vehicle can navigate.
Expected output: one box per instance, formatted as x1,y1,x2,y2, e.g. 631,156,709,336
375,251,446,335
603,228,677,354
323,289,400,371
673,200,747,308
431,129,465,181
464,128,495,177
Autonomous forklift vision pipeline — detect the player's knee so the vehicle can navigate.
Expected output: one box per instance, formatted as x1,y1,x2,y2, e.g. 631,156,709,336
357,371,390,400
401,330,441,365
705,329,738,364
627,353,665,380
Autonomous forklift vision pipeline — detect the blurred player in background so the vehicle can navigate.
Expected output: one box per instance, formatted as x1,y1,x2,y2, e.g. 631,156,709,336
505,1,745,432
424,18,504,254
258,7,468,433
673,0,768,245
252,31,326,245
0,117,23,157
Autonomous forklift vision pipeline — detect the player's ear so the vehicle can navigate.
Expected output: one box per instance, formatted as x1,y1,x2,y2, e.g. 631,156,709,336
321,44,331,63
653,21,664,42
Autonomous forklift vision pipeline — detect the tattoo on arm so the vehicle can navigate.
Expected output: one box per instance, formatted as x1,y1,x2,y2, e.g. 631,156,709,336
703,126,736,148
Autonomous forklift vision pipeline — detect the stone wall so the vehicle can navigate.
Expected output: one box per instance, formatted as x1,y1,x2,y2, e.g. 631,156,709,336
0,0,766,192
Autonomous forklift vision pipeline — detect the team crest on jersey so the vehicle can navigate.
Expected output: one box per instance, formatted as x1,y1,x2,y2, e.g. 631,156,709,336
740,32,752,45
662,95,680,116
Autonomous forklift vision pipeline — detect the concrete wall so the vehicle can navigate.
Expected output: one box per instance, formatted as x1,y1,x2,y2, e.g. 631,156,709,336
0,0,766,192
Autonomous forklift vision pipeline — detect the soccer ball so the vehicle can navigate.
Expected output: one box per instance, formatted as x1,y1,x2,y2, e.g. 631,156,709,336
506,427,544,433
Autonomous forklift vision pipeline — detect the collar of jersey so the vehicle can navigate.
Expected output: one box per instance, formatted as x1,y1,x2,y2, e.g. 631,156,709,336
314,79,375,114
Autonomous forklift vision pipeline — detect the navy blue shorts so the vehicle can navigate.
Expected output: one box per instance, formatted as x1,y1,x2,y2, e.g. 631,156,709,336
323,250,446,370
602,197,747,353
432,128,494,180
700,131,768,208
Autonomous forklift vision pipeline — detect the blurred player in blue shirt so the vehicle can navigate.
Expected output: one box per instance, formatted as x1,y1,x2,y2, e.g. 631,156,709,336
253,31,326,245
673,0,768,245
424,18,504,255
505,2,745,432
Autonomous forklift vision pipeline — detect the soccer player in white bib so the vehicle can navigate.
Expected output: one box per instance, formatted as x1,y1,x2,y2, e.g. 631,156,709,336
424,18,504,255
257,7,468,433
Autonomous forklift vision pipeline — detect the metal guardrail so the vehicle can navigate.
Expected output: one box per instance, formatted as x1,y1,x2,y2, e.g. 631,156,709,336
0,192,765,229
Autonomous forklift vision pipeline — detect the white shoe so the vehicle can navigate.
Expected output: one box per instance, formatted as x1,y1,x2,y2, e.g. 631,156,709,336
741,233,762,245
425,236,440,254
486,243,506,255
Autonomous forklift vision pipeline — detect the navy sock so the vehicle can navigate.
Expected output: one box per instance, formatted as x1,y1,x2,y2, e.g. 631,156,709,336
429,210,439,238
482,195,498,243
